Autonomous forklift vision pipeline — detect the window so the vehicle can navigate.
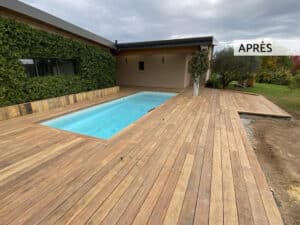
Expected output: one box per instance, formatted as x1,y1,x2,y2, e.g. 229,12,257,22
36,59,58,76
57,60,77,75
138,61,144,71
20,58,77,77
20,59,36,77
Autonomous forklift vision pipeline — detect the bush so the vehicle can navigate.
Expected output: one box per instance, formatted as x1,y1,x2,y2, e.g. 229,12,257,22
0,17,115,107
257,56,293,85
290,74,300,89
261,56,293,71
256,69,292,85
212,47,261,88
205,74,222,88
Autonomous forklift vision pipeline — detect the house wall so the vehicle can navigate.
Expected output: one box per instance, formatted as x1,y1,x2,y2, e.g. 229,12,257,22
116,53,190,89
116,45,213,89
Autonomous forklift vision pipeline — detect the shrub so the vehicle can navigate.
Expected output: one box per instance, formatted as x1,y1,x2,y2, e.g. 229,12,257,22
188,50,209,83
261,56,293,71
0,17,115,107
188,50,209,95
256,69,292,85
257,56,293,85
213,47,261,88
205,74,222,88
290,74,300,89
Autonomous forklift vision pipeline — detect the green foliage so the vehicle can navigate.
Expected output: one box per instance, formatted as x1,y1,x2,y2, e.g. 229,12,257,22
188,50,209,83
290,74,300,89
23,76,87,101
257,56,293,85
256,68,292,85
205,74,222,89
0,17,115,107
213,47,261,88
260,56,293,71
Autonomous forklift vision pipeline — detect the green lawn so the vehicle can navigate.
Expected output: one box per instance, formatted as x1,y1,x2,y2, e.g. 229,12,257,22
228,82,300,115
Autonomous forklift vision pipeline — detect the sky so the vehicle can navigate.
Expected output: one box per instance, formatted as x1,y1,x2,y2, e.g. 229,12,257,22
20,0,300,46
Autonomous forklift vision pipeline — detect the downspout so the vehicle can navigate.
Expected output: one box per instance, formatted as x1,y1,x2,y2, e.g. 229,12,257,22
205,45,214,81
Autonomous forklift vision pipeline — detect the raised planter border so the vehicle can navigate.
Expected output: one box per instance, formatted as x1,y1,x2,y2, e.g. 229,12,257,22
0,86,120,121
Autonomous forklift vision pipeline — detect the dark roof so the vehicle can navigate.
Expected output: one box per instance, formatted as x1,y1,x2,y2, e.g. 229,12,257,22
0,0,115,49
117,36,215,50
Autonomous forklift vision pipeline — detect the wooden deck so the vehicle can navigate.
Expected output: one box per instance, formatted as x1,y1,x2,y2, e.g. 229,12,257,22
0,88,290,225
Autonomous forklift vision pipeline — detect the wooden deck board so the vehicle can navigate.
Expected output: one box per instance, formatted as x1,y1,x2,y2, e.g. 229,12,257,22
0,88,288,225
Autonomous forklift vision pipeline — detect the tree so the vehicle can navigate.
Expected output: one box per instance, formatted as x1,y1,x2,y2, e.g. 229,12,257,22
188,50,209,96
213,47,261,88
257,56,293,85
260,56,293,71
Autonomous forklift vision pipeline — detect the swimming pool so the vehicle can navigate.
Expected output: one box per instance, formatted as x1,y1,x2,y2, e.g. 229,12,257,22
41,91,176,139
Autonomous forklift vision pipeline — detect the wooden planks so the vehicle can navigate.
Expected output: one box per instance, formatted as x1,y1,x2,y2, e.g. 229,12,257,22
0,88,287,225
220,111,238,225
163,153,194,225
0,86,120,121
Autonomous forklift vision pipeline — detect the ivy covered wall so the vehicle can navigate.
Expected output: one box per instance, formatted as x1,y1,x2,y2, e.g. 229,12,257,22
0,16,116,107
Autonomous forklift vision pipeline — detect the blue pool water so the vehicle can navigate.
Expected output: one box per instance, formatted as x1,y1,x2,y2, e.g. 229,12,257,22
41,91,176,139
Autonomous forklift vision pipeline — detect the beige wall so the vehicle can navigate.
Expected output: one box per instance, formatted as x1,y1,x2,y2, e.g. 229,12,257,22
116,54,191,89
116,45,213,89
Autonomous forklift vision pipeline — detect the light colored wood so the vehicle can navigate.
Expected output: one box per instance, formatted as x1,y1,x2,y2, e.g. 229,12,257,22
100,96,201,225
209,106,223,225
0,86,120,121
0,138,83,185
163,153,194,225
220,111,238,225
44,93,187,225
176,94,210,225
193,92,217,225
0,88,288,225
235,111,284,225
230,111,269,225
109,101,200,225
146,99,202,225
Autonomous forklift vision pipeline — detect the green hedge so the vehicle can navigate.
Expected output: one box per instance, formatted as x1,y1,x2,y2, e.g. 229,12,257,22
256,68,292,85
290,74,300,89
205,74,222,89
0,17,116,107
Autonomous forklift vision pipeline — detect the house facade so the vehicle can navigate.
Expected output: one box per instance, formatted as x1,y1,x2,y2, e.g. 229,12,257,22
116,38,214,89
1,0,215,91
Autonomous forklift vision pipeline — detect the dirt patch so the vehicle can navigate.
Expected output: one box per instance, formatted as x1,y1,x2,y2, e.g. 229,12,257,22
242,116,300,225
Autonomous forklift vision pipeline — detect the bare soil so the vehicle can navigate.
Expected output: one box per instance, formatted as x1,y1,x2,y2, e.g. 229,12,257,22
243,115,300,225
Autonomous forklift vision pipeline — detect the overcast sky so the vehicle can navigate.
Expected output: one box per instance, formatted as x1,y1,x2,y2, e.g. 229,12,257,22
20,0,300,45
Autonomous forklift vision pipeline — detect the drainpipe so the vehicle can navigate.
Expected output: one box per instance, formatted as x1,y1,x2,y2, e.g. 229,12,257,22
205,45,214,81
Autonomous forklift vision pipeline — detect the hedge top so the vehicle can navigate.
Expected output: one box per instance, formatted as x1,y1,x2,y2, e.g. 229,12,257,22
0,0,115,48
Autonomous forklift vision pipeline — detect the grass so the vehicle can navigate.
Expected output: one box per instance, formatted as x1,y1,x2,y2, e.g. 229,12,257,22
228,82,300,115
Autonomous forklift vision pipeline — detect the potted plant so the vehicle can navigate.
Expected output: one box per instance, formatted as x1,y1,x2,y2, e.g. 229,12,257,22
188,50,209,96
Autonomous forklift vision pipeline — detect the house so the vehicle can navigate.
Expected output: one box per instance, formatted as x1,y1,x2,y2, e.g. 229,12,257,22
116,37,214,89
0,0,214,90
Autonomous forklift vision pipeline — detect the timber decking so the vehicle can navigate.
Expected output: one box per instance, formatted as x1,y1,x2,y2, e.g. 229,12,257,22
0,88,289,225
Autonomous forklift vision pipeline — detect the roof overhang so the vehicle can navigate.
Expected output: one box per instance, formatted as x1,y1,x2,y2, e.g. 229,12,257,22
0,0,115,49
117,36,215,51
